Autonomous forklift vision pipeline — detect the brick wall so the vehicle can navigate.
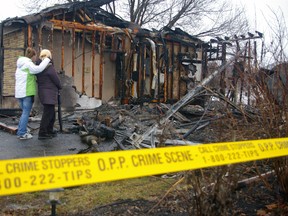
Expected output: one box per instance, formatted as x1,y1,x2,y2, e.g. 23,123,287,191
3,30,25,96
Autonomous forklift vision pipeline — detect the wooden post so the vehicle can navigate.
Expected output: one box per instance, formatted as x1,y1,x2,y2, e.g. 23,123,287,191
81,30,86,93
92,30,95,97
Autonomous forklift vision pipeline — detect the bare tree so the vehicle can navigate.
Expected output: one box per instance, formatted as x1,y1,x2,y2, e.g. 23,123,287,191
261,6,288,65
113,0,249,38
19,0,249,39
19,0,74,14
193,2,249,38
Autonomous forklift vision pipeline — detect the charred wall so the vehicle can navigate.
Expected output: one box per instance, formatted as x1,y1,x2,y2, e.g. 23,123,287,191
0,1,204,109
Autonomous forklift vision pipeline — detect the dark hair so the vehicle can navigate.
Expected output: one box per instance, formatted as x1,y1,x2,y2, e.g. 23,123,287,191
25,47,36,59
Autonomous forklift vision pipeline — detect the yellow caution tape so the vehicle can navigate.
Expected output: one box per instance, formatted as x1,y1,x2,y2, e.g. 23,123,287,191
1,137,288,196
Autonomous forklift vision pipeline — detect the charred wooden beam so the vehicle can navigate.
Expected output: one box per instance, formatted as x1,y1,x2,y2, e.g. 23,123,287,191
85,121,115,140
130,48,245,148
27,25,32,47
177,42,182,100
170,42,174,100
92,30,96,97
61,11,66,71
0,109,22,117
50,19,121,33
82,29,86,93
72,28,75,77
156,42,161,101
48,20,54,52
37,23,43,51
99,31,106,99
159,49,244,125
0,121,17,134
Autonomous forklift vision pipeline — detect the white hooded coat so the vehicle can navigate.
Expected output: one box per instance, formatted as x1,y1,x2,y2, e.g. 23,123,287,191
15,57,50,98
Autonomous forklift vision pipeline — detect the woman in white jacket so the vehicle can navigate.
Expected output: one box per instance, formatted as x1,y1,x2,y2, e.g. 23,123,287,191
15,47,50,140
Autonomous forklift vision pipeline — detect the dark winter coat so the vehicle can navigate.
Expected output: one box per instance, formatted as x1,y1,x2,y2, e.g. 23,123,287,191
36,61,61,105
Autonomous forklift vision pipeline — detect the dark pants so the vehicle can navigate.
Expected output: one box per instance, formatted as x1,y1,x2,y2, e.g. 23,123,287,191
39,104,55,135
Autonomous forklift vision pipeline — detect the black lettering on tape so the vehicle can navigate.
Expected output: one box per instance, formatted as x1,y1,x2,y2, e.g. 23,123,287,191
41,157,90,170
131,153,163,167
165,151,193,163
198,146,213,154
97,158,106,171
275,141,288,149
6,161,40,174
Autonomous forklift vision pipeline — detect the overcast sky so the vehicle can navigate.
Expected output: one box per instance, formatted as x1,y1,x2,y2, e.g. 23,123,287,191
1,0,287,27
236,0,287,37
0,0,287,43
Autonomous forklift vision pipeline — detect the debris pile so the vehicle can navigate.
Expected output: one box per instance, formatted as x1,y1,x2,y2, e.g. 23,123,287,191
65,96,250,153
0,92,262,155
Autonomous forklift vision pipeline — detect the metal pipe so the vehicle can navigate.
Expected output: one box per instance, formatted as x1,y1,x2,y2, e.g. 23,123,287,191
145,38,157,92
132,53,138,98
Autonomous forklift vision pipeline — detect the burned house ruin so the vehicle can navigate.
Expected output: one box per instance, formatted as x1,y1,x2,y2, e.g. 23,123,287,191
0,0,269,149
0,0,210,110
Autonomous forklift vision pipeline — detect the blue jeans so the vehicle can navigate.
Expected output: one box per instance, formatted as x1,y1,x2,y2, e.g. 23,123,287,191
17,96,33,136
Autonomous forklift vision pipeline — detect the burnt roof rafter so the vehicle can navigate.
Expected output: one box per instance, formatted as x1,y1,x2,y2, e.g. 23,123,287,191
2,0,129,28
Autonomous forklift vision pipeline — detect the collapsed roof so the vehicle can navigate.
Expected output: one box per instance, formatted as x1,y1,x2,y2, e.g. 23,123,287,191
2,0,135,29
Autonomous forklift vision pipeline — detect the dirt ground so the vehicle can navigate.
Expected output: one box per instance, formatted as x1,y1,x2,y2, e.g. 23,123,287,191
74,180,288,216
1,171,287,216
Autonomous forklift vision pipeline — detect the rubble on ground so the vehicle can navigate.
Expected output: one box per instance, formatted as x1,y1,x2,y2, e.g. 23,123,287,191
58,96,258,152
0,94,259,154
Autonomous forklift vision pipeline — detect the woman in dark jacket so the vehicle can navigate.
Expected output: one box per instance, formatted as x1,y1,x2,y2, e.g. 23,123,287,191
36,49,62,139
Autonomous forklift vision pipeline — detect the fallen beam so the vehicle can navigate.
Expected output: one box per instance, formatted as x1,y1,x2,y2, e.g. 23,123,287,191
0,121,17,134
130,48,245,148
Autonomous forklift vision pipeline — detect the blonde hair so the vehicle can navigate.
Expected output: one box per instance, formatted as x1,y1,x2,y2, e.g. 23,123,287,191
39,49,52,60
25,47,36,59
